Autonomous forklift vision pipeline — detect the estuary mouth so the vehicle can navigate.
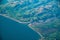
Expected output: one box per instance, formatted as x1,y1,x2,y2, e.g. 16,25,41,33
0,0,60,40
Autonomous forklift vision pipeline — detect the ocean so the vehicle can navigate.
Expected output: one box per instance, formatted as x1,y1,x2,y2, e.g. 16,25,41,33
0,15,40,40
